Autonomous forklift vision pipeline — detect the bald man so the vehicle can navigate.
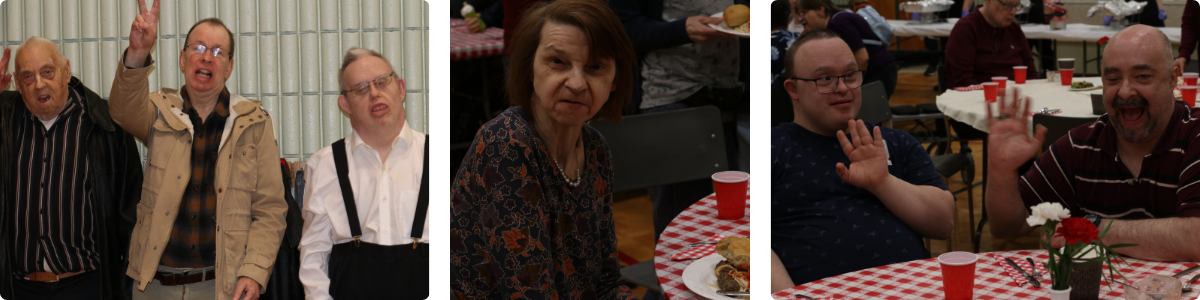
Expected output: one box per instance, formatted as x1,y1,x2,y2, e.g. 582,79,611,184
986,25,1200,262
0,37,141,299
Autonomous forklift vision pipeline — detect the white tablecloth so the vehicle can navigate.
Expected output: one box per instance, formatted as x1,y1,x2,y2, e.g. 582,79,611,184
936,77,1106,133
887,20,1181,43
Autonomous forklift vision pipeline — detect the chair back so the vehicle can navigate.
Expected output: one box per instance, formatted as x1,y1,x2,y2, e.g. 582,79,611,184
855,81,892,125
591,106,729,193
1032,114,1097,153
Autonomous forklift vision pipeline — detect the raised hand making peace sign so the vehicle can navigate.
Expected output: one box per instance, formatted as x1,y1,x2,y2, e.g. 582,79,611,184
125,0,160,68
0,48,11,90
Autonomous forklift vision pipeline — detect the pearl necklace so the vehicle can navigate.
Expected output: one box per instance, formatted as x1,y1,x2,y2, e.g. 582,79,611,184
555,158,582,187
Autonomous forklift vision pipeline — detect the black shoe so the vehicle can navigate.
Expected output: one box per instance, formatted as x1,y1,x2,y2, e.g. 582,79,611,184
924,64,938,76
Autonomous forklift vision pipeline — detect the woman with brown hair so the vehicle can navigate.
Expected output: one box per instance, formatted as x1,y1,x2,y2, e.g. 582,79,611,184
450,0,637,298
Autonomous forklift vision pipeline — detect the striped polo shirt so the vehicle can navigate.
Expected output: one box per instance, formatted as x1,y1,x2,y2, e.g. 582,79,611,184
1019,101,1200,219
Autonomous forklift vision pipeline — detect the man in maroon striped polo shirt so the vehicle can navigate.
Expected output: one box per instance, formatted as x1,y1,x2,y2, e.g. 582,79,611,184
985,25,1200,262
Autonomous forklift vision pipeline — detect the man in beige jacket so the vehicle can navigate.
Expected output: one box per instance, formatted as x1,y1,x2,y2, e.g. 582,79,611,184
109,1,287,300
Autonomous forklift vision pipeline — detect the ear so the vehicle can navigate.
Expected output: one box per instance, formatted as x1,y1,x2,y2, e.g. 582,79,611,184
225,58,235,78
338,94,351,115
395,77,407,102
784,79,801,103
179,51,186,74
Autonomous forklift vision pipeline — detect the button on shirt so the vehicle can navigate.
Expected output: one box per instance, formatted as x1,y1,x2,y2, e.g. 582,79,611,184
299,122,427,300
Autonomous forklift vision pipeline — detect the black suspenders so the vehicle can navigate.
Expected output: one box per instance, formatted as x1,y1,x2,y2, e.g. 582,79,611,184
331,135,429,248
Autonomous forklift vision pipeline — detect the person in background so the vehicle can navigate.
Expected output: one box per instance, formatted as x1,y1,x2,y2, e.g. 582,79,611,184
771,28,955,292
450,0,637,298
299,48,428,300
1174,0,1199,75
796,0,898,99
773,0,800,84
0,37,141,300
945,0,1038,88
111,1,287,299
985,25,1200,262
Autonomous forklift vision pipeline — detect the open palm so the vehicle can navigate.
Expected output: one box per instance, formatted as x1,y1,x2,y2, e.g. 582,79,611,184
836,120,889,188
987,88,1048,172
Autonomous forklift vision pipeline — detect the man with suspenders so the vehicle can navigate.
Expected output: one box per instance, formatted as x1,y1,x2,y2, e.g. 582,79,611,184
298,47,429,299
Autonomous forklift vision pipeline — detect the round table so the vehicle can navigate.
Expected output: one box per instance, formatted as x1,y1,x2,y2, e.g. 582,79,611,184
936,77,1106,133
450,18,505,61
772,249,1199,300
653,191,751,299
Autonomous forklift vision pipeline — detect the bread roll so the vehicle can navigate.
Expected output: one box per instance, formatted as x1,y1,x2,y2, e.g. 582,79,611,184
724,4,750,27
716,236,750,271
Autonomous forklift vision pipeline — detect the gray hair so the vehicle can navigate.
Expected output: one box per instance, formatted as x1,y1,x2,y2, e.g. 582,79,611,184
338,47,395,93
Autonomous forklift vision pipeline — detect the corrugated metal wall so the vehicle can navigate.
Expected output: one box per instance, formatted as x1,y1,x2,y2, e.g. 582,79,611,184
2,0,429,160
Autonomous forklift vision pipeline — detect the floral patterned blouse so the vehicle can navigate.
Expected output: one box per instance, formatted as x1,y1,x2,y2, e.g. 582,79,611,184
451,107,635,299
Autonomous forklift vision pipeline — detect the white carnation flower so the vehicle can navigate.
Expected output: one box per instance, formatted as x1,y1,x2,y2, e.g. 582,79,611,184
1026,202,1071,226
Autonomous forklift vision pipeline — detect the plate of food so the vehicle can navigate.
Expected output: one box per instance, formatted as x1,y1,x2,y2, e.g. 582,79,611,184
1069,81,1102,91
682,237,749,299
709,4,750,38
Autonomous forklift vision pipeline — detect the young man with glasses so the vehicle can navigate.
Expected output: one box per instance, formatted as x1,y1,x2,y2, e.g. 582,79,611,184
945,0,1039,88
297,47,427,300
109,1,287,299
770,29,955,291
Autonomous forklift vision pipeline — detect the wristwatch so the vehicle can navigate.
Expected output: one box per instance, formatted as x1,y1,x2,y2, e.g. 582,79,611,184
1084,213,1101,228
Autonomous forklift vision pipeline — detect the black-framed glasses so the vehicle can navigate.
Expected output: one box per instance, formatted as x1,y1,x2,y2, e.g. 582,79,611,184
997,0,1025,12
183,43,228,59
790,70,864,94
342,72,398,96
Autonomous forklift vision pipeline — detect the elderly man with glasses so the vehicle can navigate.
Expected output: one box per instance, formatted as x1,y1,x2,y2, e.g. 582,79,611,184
108,1,287,299
297,48,428,300
770,28,955,292
945,0,1039,88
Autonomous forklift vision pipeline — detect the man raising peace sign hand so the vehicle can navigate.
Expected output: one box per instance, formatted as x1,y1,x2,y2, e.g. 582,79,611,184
110,1,288,300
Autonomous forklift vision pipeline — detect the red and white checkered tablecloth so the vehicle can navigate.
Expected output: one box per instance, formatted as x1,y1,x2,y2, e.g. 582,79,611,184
450,18,505,61
654,191,750,299
772,249,1199,300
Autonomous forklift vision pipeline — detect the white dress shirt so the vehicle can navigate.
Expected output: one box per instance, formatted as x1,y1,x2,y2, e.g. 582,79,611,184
298,122,427,300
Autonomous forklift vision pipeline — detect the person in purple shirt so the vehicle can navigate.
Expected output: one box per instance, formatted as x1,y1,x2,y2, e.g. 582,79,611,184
796,0,898,99
945,0,1039,88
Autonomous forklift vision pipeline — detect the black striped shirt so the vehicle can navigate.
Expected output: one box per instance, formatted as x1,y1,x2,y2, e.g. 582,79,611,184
11,89,99,276
160,88,228,268
1020,101,1200,219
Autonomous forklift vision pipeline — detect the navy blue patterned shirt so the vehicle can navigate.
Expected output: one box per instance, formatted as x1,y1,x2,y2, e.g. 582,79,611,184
772,122,948,284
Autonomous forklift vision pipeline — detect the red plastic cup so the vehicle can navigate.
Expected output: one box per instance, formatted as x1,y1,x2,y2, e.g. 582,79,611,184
939,252,980,300
1184,72,1198,86
712,171,749,220
982,82,999,103
1014,66,1028,84
1182,86,1198,107
1061,69,1074,86
992,76,1007,90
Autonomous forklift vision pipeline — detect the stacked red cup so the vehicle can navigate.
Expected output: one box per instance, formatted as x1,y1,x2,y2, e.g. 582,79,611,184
992,76,1007,90
1184,72,1199,106
1058,58,1075,86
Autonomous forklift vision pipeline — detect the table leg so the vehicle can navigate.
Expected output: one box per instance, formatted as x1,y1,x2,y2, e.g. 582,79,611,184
976,137,989,253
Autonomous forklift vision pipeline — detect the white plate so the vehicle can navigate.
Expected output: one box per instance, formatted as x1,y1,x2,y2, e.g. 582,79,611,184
682,254,736,299
1068,85,1103,92
708,12,750,38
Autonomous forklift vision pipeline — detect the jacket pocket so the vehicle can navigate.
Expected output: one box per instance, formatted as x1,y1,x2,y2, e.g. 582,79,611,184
228,143,258,193
128,202,153,273
221,210,251,293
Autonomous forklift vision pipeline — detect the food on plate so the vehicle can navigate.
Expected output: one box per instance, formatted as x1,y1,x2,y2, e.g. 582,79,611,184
714,236,750,293
1071,81,1095,89
1123,274,1183,300
724,4,750,34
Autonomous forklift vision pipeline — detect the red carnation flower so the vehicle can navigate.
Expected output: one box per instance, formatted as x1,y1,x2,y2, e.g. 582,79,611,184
1056,217,1100,245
